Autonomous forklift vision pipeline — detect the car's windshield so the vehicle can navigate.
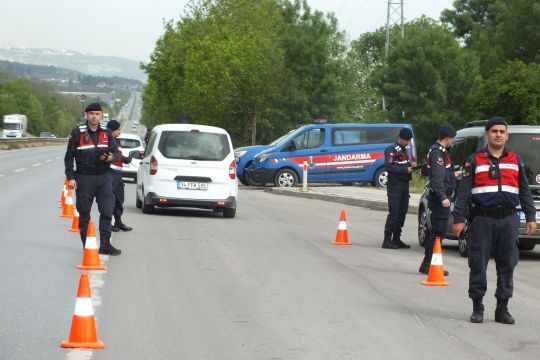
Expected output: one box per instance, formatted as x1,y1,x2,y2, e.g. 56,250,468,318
269,130,295,146
507,133,540,187
118,138,141,149
3,123,20,130
273,127,306,148
159,131,231,161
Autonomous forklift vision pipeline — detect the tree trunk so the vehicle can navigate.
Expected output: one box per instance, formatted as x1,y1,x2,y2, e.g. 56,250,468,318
251,113,257,145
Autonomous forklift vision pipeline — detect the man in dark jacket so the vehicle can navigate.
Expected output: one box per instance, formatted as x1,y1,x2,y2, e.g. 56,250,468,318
382,128,416,249
64,102,121,255
419,123,460,274
452,116,537,324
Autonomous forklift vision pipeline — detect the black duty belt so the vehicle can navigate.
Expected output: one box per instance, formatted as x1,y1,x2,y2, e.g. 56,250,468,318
77,169,108,176
471,207,516,219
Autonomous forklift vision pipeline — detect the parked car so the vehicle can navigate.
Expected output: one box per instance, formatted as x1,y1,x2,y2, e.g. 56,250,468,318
135,124,238,217
116,133,145,181
249,123,416,188
418,123,540,256
39,131,52,138
234,130,294,186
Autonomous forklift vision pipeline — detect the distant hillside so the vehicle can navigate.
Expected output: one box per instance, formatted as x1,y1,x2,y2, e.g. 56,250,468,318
0,47,146,82
0,60,142,91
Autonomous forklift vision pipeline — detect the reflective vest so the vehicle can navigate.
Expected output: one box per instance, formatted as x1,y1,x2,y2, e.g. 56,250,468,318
471,150,520,209
110,142,123,172
75,124,110,171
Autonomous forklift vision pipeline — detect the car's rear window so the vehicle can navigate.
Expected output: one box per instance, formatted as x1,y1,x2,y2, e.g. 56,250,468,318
158,130,231,161
507,134,540,186
118,138,141,149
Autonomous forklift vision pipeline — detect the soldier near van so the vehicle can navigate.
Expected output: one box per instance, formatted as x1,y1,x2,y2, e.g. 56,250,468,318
64,102,122,256
382,128,416,249
106,120,133,232
419,123,461,274
452,116,537,324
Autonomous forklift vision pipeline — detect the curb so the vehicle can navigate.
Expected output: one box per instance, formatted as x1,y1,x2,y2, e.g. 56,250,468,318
264,188,419,215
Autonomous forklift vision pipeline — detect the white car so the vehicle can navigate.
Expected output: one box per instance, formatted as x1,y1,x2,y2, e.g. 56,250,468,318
135,124,238,217
116,133,145,181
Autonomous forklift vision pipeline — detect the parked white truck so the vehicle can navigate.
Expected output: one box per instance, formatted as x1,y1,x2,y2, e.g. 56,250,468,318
2,114,28,138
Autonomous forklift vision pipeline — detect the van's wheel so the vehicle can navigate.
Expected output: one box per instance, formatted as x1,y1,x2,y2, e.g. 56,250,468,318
135,189,142,209
223,207,236,218
142,188,154,214
418,207,429,247
373,167,388,188
518,241,536,251
274,168,298,187
239,175,250,186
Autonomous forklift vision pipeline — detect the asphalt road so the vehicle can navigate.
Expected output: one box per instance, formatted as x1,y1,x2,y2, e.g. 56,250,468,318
1,146,539,360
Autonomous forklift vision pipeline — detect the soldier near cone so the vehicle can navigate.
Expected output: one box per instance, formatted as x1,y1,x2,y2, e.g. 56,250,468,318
64,102,122,256
382,128,415,249
419,123,461,275
106,120,133,232
452,116,537,324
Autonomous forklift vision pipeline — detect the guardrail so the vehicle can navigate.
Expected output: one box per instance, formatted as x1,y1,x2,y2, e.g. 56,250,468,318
0,137,68,150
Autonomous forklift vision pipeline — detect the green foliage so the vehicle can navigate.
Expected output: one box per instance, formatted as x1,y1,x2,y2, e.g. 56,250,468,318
142,0,355,146
472,61,540,124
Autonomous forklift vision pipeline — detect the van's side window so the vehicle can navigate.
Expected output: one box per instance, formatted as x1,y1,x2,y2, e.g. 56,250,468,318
332,128,366,146
293,128,325,150
463,137,480,163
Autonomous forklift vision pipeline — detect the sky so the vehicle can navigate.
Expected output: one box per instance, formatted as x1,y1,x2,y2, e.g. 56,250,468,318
0,0,455,62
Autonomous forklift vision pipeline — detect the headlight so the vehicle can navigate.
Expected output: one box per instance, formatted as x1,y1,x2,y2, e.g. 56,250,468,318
258,154,270,163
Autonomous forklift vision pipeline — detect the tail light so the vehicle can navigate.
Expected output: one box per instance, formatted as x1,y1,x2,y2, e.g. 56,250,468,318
229,160,236,179
149,156,158,175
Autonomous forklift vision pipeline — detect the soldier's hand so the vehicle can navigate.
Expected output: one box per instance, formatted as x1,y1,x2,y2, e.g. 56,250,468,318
442,199,450,207
68,179,77,190
411,161,417,168
452,223,465,237
407,166,414,174
454,170,463,180
526,221,537,235
99,152,113,162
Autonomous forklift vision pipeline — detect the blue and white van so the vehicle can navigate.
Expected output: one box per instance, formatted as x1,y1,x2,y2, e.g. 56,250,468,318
249,123,416,187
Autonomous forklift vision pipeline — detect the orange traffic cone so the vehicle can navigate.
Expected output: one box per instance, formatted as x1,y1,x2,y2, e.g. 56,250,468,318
421,237,449,286
332,210,351,245
61,273,104,349
60,178,67,205
61,188,75,218
68,210,80,232
60,187,67,209
78,221,106,271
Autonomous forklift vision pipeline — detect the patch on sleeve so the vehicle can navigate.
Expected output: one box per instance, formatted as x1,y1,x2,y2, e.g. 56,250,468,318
437,157,444,166
463,162,472,177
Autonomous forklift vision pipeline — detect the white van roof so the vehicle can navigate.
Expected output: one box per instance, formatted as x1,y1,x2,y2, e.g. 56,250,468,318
153,124,229,135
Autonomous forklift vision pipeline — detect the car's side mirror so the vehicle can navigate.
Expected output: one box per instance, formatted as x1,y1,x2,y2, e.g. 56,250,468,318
284,141,296,151
129,149,144,159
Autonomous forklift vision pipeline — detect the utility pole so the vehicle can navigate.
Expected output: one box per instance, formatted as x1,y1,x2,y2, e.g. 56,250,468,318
382,0,404,112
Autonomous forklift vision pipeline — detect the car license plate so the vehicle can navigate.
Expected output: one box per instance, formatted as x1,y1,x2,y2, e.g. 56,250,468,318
519,211,540,221
177,181,208,191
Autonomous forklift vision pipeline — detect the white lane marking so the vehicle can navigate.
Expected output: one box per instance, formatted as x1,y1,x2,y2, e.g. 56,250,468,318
45,159,53,163
32,163,42,167
55,156,61,160
0,174,4,178
65,350,93,360
13,168,27,173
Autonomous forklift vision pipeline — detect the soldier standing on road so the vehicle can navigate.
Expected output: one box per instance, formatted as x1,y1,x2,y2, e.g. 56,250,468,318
452,116,537,324
419,123,461,274
64,102,122,256
106,120,134,233
382,128,416,249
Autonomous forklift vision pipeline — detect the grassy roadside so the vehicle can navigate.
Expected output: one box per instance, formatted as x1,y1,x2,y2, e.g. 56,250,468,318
410,172,428,194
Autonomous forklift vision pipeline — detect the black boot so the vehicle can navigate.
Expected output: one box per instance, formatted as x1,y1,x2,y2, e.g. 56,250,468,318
113,216,132,231
99,233,121,256
470,298,484,323
495,299,515,325
418,256,429,274
393,233,411,249
382,231,399,249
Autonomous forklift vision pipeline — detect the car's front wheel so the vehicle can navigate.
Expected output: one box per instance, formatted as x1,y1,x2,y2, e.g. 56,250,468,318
274,168,298,187
373,167,388,188
518,241,536,251
142,188,154,214
135,189,142,209
418,207,429,247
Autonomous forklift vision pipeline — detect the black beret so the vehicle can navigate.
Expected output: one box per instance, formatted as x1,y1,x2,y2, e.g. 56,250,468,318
106,119,121,131
85,102,102,112
398,128,413,140
439,123,457,138
485,116,508,130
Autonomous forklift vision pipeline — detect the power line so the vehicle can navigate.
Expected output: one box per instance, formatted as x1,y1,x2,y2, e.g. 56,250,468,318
343,0,369,31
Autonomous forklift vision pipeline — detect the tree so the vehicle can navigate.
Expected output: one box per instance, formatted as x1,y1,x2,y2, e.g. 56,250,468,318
472,61,540,125
441,0,540,76
357,18,481,153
